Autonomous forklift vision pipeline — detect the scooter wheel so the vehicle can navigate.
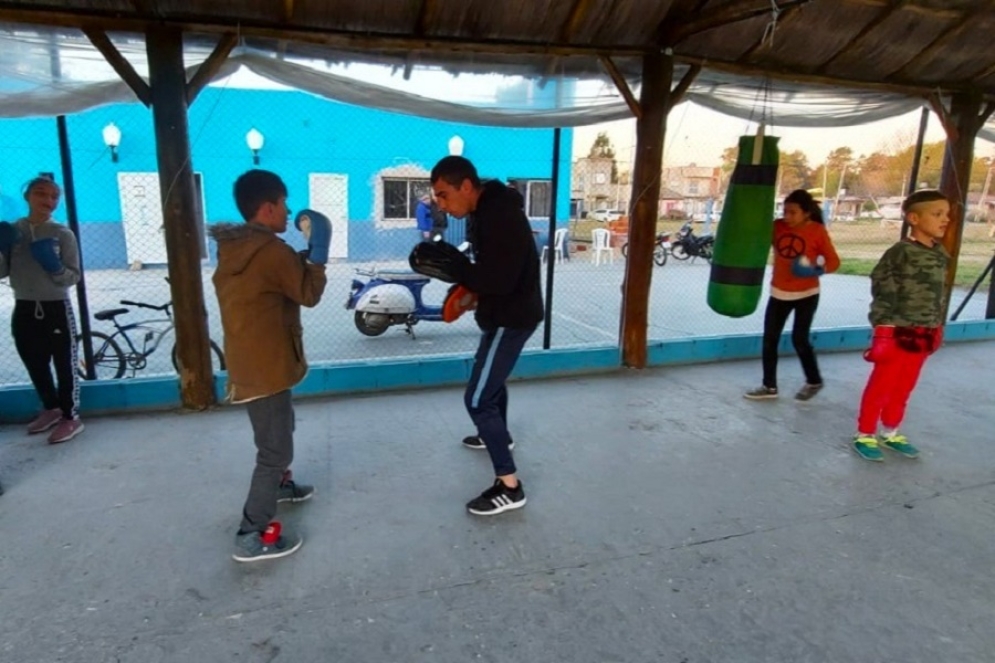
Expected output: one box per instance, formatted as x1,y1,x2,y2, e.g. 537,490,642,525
354,311,390,337
671,243,689,260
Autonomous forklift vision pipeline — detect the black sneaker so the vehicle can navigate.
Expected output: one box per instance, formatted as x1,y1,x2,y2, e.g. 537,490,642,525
794,383,824,401
462,435,515,451
466,479,526,516
232,521,303,563
277,470,314,503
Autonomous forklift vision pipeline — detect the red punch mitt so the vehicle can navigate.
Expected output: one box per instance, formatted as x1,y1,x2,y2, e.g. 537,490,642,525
442,284,477,323
863,325,896,363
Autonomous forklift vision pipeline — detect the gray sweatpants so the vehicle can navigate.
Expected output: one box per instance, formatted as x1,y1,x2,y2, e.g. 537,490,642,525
239,390,294,533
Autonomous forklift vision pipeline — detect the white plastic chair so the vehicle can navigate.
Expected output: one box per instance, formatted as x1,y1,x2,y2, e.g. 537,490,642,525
541,228,568,264
591,227,613,265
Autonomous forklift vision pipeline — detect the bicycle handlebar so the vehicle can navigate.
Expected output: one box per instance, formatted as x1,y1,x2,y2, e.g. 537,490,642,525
120,300,171,311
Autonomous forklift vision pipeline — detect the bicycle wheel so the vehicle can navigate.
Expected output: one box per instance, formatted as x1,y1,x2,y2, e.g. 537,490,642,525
76,331,125,380
171,340,227,374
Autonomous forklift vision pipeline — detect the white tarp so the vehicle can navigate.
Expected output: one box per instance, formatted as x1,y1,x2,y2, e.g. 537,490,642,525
1,26,992,141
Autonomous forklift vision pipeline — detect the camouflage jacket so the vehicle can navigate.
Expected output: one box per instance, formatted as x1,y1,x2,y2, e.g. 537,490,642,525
869,239,948,328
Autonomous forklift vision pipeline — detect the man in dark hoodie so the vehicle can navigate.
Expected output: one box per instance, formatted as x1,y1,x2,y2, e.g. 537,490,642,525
210,169,329,562
430,156,544,516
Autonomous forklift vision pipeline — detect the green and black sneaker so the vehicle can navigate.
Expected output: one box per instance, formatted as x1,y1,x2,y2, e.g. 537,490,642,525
882,432,919,459
852,434,884,462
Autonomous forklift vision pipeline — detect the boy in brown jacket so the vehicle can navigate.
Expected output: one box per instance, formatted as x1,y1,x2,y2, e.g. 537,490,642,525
210,170,329,562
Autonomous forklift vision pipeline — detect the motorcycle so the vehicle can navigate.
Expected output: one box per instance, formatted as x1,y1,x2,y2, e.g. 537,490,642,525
347,268,450,338
670,222,714,263
621,232,671,267
346,240,471,338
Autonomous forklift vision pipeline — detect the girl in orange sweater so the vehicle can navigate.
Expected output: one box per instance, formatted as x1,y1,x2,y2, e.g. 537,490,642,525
744,189,840,401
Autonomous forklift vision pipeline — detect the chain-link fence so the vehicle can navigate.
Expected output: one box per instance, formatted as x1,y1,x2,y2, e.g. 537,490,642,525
1,87,993,388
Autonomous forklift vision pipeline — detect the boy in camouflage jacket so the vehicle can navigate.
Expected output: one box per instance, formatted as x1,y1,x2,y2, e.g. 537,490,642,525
853,190,950,462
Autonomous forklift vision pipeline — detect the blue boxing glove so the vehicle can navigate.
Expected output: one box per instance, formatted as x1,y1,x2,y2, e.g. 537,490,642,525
0,221,20,259
30,237,65,274
294,209,332,265
791,255,825,278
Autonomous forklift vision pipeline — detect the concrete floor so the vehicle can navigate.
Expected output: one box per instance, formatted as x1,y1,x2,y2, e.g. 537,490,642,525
1,342,993,662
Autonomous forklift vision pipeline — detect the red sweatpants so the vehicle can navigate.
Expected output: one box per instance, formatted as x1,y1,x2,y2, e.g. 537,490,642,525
857,349,929,434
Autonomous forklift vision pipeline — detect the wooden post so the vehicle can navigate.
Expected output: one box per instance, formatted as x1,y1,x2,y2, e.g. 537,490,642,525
146,26,215,409
936,92,994,318
620,50,673,368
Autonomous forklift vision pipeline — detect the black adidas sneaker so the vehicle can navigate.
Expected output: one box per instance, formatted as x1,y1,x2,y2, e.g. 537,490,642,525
466,479,526,516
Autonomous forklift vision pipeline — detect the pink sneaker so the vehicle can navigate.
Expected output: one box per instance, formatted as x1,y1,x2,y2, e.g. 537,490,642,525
48,418,84,445
26,408,62,435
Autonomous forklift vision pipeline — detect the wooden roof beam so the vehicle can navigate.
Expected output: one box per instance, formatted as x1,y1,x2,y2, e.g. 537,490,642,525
283,0,295,23
414,0,435,35
663,0,816,45
543,0,596,79
890,10,974,80
82,28,151,106
186,32,237,104
600,55,641,119
668,63,701,109
813,0,909,75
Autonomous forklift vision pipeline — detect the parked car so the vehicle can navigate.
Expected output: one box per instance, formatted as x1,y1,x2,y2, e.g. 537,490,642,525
589,208,624,223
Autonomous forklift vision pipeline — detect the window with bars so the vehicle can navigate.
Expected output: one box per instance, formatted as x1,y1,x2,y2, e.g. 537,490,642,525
382,177,431,220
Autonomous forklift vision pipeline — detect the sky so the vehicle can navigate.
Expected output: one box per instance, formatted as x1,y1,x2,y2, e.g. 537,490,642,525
571,101,994,173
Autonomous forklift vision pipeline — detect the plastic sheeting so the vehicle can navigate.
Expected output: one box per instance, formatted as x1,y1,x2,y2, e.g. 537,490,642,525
1,25,993,141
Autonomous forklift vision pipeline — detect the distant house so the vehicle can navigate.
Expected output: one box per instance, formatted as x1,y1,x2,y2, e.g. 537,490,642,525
661,164,721,219
571,156,619,217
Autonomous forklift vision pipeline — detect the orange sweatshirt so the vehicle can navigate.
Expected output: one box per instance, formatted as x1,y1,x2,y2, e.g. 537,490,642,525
770,219,840,297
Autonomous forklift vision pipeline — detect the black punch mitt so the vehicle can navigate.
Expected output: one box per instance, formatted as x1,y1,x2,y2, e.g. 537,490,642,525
408,241,469,283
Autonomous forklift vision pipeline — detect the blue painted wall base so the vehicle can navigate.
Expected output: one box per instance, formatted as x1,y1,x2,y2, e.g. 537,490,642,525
2,321,993,423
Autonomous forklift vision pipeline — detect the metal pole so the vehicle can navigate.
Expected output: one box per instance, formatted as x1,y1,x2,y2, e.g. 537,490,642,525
56,116,96,380
48,30,96,379
542,127,561,350
901,106,930,239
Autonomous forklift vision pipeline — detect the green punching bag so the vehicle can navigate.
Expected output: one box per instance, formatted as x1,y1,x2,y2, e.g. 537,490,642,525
707,129,780,318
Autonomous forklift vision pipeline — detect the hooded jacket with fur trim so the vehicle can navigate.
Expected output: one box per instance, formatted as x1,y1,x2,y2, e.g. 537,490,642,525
209,222,326,402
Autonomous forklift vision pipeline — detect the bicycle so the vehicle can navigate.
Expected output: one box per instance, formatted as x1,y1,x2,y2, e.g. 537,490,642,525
77,298,225,380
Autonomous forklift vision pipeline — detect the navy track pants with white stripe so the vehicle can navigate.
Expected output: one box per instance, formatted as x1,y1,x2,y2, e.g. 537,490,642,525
464,326,535,477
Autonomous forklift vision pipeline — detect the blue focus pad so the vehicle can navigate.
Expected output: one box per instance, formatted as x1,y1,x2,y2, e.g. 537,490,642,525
30,237,64,273
295,209,332,265
791,256,825,278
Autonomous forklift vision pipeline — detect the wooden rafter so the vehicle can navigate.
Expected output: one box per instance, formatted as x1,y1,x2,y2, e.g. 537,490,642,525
962,60,995,87
82,28,151,106
814,0,910,74
414,0,435,35
544,0,596,82
129,0,156,13
186,32,237,104
600,55,641,119
559,0,595,42
283,0,295,23
668,63,701,109
663,0,816,45
890,10,974,80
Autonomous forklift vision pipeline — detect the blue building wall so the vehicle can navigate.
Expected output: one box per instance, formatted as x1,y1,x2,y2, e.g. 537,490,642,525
0,88,573,268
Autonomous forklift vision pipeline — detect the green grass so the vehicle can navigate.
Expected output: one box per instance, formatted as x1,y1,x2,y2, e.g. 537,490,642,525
836,257,992,288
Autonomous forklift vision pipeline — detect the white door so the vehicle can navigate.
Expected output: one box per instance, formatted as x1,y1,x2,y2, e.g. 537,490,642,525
118,172,167,264
308,173,349,259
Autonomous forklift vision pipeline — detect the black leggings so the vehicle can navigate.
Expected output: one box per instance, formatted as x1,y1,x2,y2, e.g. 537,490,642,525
12,299,80,419
761,294,822,390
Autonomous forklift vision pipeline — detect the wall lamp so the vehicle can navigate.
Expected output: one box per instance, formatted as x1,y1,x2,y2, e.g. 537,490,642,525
448,135,464,156
246,128,264,165
102,122,121,162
